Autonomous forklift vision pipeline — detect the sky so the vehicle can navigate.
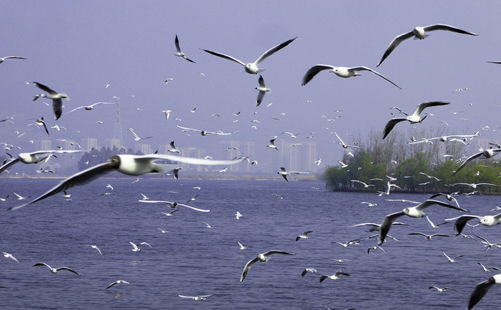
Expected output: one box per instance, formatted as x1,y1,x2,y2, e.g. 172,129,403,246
1,0,501,172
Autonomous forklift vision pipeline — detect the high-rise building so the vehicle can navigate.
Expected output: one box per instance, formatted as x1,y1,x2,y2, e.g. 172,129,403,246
83,138,98,151
139,143,152,155
40,139,51,151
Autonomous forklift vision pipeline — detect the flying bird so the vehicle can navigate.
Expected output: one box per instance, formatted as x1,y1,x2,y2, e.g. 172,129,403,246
379,199,468,245
106,280,130,289
2,251,19,263
267,138,279,151
453,148,501,175
128,128,152,141
203,37,297,74
176,125,232,136
296,231,313,241
88,245,103,255
0,55,26,64
377,24,477,66
407,232,449,240
383,102,450,139
9,154,245,210
174,35,196,63
0,150,81,174
319,271,350,282
301,64,400,89
33,262,79,275
468,274,501,309
32,82,69,120
178,295,212,301
240,250,294,282
138,199,210,213
446,213,501,235
443,251,463,263
255,75,271,107
68,102,114,114
334,132,360,149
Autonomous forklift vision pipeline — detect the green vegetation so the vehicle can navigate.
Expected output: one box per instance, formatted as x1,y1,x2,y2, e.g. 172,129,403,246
324,129,501,194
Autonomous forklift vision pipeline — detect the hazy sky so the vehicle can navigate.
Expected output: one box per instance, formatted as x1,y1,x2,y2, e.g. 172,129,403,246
1,0,500,169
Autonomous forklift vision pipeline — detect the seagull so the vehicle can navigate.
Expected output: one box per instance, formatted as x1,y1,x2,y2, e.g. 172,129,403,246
301,268,318,277
383,102,450,139
351,222,407,232
296,231,313,241
235,211,242,220
277,167,308,182
13,192,26,200
176,125,232,136
34,117,49,135
174,35,196,63
319,271,350,282
450,182,497,189
68,102,114,114
351,180,374,188
334,132,360,150
203,37,297,74
106,280,130,289
443,251,463,263
178,295,211,301
376,24,477,66
472,234,501,251
453,148,501,175
9,153,245,210
255,75,271,107
88,245,103,255
240,250,295,282
128,128,152,141
267,138,279,151
478,262,500,273
379,199,468,245
335,239,362,247
139,199,210,213
2,251,19,263
302,64,401,89
129,241,151,252
361,202,378,207
33,262,79,275
162,109,172,120
237,241,248,250
0,55,26,64
429,192,461,208
407,232,449,240
161,209,178,217
468,274,501,309
418,172,441,181
203,222,214,229
0,150,81,174
428,286,450,293
32,82,69,120
168,141,180,153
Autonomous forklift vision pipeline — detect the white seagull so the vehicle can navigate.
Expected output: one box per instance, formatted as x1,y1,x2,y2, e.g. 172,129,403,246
334,132,360,150
203,37,297,74
443,251,463,263
379,199,468,245
408,232,449,240
139,199,210,213
68,101,114,114
237,241,248,250
267,138,279,151
178,294,211,301
468,274,501,309
174,35,196,63
176,125,232,136
377,24,477,66
32,82,69,120
453,148,501,175
106,280,130,289
351,180,375,188
255,75,271,107
235,211,242,220
301,64,401,89
0,150,81,174
0,55,26,64
33,262,79,275
240,250,295,282
301,268,318,277
319,271,350,282
383,102,450,139
10,153,245,210
168,141,180,153
2,251,19,263
296,231,313,242
129,241,152,252
88,245,103,255
446,213,501,235
128,128,152,141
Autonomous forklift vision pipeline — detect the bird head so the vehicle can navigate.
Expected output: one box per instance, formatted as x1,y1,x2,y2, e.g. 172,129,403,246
108,155,121,168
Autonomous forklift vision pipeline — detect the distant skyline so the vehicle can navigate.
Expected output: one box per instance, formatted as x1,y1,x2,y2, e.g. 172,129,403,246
1,1,501,174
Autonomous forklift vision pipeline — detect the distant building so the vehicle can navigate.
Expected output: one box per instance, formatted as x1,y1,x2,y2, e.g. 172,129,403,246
40,139,51,151
83,138,98,151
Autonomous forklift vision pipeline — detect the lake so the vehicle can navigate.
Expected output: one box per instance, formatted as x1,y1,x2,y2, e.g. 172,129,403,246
0,178,500,309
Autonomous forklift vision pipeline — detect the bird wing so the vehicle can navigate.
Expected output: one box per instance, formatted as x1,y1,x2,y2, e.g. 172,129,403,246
4,56,26,60
143,154,245,166
468,277,495,310
57,267,79,275
383,118,407,139
452,152,484,175
376,31,414,66
334,132,345,145
415,199,468,212
33,262,51,269
423,24,477,36
52,98,62,120
33,82,57,95
67,106,86,113
448,215,481,235
202,49,246,66
128,128,140,139
176,125,201,133
0,157,20,173
301,64,335,86
240,257,260,282
175,202,210,213
254,37,297,65
335,272,350,277
408,232,427,237
414,101,450,116
256,91,265,107
106,281,118,289
9,162,115,211
379,211,405,245
349,66,401,89
174,35,181,52
263,250,295,257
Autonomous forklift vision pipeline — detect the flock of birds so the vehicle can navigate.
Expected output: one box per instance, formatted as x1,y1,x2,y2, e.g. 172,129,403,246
1,22,501,309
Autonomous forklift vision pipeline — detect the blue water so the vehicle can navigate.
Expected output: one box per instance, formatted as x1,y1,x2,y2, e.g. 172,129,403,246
1,178,500,309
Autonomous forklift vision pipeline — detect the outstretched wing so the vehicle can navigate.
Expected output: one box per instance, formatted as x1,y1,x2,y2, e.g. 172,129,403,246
415,101,450,115
0,157,20,173
383,118,407,139
57,267,80,275
452,151,484,175
301,64,334,86
349,66,401,89
240,257,260,282
254,37,297,65
202,49,246,66
174,35,181,52
423,24,477,36
144,154,245,166
33,82,57,95
468,277,495,310
379,211,405,245
415,199,468,212
9,162,115,211
376,31,414,67
53,98,62,120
